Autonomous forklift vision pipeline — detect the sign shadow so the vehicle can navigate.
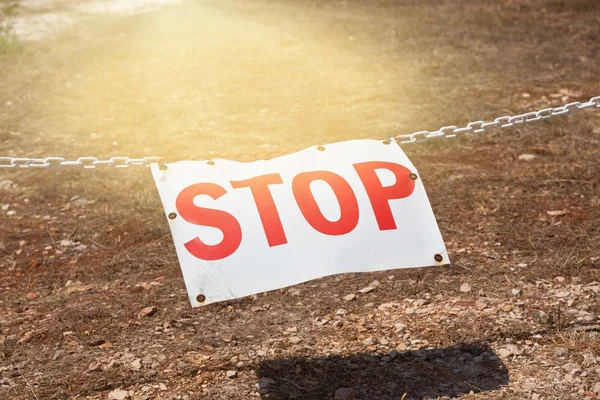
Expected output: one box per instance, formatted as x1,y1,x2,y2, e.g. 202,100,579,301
255,342,508,399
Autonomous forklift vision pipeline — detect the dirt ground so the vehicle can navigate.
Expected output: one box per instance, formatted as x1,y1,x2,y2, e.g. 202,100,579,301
1,0,600,399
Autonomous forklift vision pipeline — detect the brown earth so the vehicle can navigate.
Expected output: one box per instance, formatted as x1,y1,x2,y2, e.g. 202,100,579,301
1,0,600,399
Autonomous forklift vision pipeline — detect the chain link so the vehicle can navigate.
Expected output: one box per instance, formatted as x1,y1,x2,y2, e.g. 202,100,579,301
1,95,598,168
395,95,600,144
0,156,160,169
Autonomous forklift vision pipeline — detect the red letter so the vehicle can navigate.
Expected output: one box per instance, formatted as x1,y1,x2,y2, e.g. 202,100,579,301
230,173,287,247
292,171,359,235
353,161,415,230
175,183,242,261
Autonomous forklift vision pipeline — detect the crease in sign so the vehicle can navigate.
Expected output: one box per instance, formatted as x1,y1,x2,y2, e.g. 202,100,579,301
151,139,448,307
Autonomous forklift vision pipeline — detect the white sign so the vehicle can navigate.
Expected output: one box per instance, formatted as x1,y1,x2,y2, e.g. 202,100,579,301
151,139,448,307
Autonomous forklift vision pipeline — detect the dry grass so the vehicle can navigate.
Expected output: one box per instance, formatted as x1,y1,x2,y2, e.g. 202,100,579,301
0,0,600,399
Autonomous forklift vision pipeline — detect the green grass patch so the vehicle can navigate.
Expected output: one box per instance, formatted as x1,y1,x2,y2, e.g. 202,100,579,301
0,0,21,56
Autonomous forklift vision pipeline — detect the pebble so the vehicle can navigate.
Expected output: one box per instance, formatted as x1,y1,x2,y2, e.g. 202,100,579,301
138,306,157,318
498,349,512,358
257,377,275,393
459,283,472,293
343,294,356,302
358,286,375,294
475,300,487,311
107,389,130,400
226,370,237,379
394,322,406,330
363,337,375,346
555,347,569,357
358,280,381,294
335,388,358,400
52,350,65,361
518,153,536,161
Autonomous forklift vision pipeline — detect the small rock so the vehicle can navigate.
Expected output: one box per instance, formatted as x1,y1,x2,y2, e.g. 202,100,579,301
335,388,358,400
363,337,375,346
378,302,395,310
17,331,33,344
59,239,75,247
226,370,237,379
388,350,399,359
555,347,568,357
379,338,389,346
138,306,157,318
257,377,275,393
518,154,536,161
501,304,513,312
547,210,568,217
6,210,16,217
475,300,487,311
52,350,65,360
358,280,381,294
221,334,233,342
289,336,302,344
498,348,513,358
396,343,408,351
394,322,406,330
358,286,375,294
130,359,141,371
511,288,523,297
159,383,167,391
506,344,522,355
108,389,130,400
343,294,356,302
459,283,472,293
413,298,428,307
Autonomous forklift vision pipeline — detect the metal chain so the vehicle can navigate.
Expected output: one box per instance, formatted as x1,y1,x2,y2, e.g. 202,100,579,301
0,156,161,169
395,95,600,144
1,95,598,169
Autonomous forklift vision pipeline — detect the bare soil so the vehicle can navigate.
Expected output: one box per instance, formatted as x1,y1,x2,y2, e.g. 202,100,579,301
1,0,600,399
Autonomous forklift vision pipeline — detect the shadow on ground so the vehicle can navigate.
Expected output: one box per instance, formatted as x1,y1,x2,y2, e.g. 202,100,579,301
256,343,508,399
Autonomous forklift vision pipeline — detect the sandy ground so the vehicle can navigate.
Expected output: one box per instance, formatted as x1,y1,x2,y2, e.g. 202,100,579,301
1,0,600,399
